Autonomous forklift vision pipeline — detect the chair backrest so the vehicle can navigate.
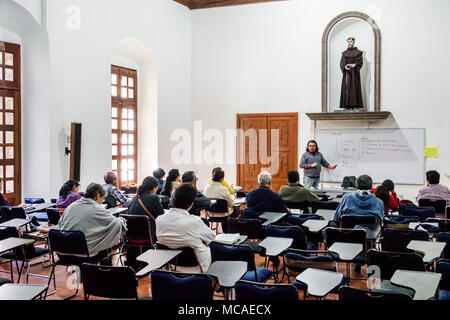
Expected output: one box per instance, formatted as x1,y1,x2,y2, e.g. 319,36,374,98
342,176,357,189
81,263,138,299
120,214,154,246
418,199,447,215
24,198,45,204
367,249,425,280
437,232,450,259
48,229,89,257
284,249,336,275
401,203,436,222
339,286,412,301
210,242,255,271
155,243,199,268
46,208,64,226
340,214,377,229
381,228,429,253
436,260,450,291
325,227,367,251
447,207,450,220
0,207,26,223
266,225,306,250
235,280,298,301
208,199,228,215
227,218,266,240
151,270,213,301
284,201,311,212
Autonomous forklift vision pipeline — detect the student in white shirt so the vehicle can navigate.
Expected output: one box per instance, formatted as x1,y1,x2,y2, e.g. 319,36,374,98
156,183,216,272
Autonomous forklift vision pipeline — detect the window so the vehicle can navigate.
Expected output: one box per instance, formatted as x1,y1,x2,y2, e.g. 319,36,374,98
0,41,21,205
111,65,137,187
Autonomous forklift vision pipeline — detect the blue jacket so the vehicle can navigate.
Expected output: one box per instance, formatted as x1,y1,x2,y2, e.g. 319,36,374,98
333,191,385,222
244,186,290,217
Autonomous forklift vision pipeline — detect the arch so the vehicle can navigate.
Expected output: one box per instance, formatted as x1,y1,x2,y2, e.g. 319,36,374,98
322,11,381,112
111,37,158,183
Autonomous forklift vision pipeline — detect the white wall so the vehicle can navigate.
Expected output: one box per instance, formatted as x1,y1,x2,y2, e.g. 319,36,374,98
191,0,450,200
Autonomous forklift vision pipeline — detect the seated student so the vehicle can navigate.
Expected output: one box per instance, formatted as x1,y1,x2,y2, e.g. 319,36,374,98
207,167,235,195
156,183,216,272
373,185,391,215
103,172,129,207
56,180,82,209
58,183,127,262
153,168,166,195
333,175,385,223
181,171,211,215
417,170,450,201
161,169,181,198
126,176,165,270
0,178,10,206
204,168,235,215
280,171,319,204
244,171,290,218
371,179,399,213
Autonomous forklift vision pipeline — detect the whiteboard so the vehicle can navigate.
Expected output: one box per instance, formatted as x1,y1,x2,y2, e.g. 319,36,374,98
315,129,425,185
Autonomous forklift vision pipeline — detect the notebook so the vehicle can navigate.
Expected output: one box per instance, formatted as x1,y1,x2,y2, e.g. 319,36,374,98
215,233,241,245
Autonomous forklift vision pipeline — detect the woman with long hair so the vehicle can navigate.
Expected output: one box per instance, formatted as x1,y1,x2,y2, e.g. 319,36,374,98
161,169,181,197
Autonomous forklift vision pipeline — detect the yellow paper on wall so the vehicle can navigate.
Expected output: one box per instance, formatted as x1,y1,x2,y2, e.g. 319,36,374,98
424,147,439,158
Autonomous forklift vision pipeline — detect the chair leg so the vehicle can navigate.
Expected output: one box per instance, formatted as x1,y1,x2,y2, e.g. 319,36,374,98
9,261,14,283
45,265,56,299
17,261,24,283
25,262,31,284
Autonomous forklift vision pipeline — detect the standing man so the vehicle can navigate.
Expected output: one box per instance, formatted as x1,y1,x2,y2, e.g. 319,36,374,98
340,37,364,110
300,140,337,188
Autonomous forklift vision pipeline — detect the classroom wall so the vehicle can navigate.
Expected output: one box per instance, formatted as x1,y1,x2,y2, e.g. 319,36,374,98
7,0,192,199
190,0,450,200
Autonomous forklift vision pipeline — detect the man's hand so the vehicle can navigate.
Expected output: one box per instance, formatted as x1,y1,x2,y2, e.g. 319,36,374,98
330,165,338,170
310,163,319,168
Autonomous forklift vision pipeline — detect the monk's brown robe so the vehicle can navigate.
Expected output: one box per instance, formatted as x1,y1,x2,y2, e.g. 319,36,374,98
340,47,364,109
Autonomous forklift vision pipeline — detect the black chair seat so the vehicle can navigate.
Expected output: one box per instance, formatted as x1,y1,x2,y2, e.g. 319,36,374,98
0,278,12,286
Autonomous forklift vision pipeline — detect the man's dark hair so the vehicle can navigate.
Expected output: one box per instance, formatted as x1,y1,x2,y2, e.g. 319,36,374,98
84,183,106,199
212,167,222,176
212,169,225,182
287,171,300,184
306,140,319,154
356,175,373,190
172,183,197,210
375,186,390,205
153,168,165,180
381,179,395,192
347,37,355,41
182,171,196,184
104,172,116,185
426,170,440,185
138,177,159,196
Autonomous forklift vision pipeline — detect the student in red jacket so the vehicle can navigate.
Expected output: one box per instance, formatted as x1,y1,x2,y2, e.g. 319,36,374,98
371,179,399,213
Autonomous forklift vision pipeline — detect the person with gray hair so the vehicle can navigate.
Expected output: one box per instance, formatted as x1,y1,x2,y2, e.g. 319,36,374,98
333,174,385,223
243,171,290,218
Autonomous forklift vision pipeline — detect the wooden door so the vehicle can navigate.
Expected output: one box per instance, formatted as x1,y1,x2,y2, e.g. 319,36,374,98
237,113,298,193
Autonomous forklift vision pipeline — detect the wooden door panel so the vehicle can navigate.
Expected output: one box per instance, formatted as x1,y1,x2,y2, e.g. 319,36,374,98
237,113,298,194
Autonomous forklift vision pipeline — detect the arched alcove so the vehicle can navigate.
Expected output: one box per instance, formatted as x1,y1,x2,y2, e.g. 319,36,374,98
111,38,158,183
0,0,51,200
322,11,381,113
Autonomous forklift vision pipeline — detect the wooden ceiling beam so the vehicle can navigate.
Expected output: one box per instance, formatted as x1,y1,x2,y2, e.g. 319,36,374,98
174,0,285,10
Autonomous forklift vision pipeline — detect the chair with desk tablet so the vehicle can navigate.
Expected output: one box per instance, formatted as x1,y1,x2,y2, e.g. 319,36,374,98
384,216,420,230
235,280,298,301
367,250,425,280
205,199,229,234
227,218,266,255
0,207,26,224
155,243,202,272
340,215,378,229
46,208,64,226
151,270,213,301
418,199,446,215
210,242,272,283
